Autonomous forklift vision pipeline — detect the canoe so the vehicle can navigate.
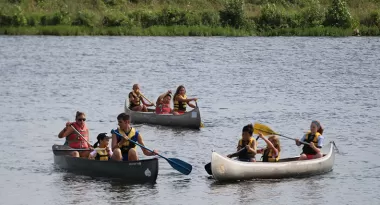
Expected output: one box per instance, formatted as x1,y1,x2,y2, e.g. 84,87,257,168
211,141,335,181
124,99,202,129
52,145,159,183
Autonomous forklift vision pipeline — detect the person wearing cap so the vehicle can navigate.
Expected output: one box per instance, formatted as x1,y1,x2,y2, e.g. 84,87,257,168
111,113,158,161
295,120,325,160
128,84,154,112
155,90,177,115
88,133,113,161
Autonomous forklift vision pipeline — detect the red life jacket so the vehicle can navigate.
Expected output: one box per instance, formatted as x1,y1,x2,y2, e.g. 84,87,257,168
67,122,89,149
155,103,172,114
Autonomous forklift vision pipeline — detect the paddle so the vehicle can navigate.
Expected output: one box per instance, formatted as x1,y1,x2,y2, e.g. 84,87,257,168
204,136,260,175
139,93,156,107
70,125,94,147
253,123,310,145
111,129,192,175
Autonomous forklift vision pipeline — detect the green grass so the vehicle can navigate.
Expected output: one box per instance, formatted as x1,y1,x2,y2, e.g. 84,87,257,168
0,0,379,36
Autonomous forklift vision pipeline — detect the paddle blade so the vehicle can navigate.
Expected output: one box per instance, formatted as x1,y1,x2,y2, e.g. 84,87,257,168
204,162,212,175
167,158,192,175
253,123,278,136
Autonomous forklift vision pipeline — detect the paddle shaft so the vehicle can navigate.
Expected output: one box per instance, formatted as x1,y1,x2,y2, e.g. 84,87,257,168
139,93,155,107
70,125,93,148
112,130,191,173
254,126,311,146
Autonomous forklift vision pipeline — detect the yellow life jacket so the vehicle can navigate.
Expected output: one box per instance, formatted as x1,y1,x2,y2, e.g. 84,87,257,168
95,149,109,161
262,148,280,162
302,131,321,155
238,137,256,160
174,94,187,112
129,91,141,108
117,127,138,149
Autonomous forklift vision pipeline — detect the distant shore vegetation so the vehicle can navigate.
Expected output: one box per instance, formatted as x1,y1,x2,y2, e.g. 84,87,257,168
1,0,379,36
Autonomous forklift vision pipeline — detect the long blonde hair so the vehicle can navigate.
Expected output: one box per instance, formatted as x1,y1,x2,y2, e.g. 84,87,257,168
268,135,281,152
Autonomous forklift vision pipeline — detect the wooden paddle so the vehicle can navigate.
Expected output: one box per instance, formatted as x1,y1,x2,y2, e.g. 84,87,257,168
111,129,192,175
253,123,310,145
204,136,260,175
139,93,156,107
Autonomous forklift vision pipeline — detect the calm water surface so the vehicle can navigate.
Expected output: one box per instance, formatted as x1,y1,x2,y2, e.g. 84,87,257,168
0,36,379,205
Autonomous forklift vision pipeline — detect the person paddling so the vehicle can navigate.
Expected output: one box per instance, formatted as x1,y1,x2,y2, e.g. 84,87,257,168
128,84,154,112
111,113,158,161
257,133,281,162
227,124,257,162
295,120,324,160
58,111,91,158
88,133,112,161
155,90,178,115
172,85,197,115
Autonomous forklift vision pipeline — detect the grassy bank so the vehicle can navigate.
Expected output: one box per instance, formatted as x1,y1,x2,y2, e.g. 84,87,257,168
0,0,379,36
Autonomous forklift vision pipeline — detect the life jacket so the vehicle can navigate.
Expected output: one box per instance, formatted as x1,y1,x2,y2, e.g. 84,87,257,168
156,103,171,114
114,127,139,154
67,122,89,149
129,91,141,108
95,149,109,161
262,148,280,162
302,132,322,155
173,94,187,112
238,137,256,160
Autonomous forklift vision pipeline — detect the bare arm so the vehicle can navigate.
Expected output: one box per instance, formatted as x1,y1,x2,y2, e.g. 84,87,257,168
246,140,257,155
259,134,278,155
61,126,74,139
176,95,197,103
137,134,156,156
111,133,119,151
58,127,66,138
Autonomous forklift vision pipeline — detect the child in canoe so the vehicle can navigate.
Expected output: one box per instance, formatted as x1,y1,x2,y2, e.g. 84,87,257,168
88,133,113,161
295,120,324,160
227,124,257,162
257,133,281,162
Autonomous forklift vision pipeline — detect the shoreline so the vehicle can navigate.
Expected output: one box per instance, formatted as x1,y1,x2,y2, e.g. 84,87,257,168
1,25,377,36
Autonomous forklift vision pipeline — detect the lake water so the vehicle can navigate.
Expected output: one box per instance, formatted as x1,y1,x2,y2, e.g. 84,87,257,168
0,36,379,205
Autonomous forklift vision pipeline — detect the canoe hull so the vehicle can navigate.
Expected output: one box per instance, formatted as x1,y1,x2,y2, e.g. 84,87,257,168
211,142,335,181
53,145,158,183
124,99,201,129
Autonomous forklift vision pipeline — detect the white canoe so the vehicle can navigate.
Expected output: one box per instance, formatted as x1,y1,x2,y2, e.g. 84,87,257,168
211,141,335,181
124,99,202,129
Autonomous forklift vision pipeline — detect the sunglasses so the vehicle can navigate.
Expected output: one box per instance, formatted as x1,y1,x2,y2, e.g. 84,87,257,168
77,118,86,122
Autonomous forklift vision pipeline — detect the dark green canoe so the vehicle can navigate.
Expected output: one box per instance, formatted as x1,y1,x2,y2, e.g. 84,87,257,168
52,145,159,183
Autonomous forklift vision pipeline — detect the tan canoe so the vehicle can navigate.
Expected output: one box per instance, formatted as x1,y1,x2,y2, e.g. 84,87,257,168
211,141,336,181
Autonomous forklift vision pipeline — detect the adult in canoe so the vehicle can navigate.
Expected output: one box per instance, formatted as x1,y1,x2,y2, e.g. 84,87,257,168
58,111,91,158
295,120,324,160
88,133,113,161
155,90,176,115
227,124,257,162
111,113,158,161
173,85,198,115
257,133,281,162
128,84,154,112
